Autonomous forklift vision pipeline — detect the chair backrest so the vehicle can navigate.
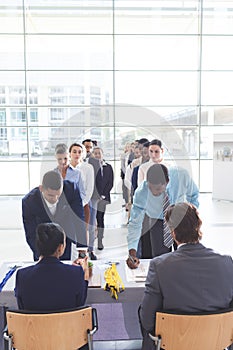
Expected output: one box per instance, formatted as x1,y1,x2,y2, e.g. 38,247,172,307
5,306,95,350
155,309,233,350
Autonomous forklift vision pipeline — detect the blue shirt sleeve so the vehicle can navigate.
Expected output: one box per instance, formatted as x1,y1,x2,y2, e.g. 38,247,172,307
167,166,199,208
127,182,148,251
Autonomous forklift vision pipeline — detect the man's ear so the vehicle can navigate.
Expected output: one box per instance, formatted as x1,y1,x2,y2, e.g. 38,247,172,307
171,230,176,240
39,185,42,192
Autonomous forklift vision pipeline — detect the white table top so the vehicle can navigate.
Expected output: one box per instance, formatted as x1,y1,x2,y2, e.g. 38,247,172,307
0,259,150,292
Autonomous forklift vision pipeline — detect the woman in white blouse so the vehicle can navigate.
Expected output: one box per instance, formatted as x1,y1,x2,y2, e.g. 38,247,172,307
69,143,96,260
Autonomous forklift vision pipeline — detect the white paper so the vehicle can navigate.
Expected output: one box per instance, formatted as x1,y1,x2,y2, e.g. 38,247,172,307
125,261,149,283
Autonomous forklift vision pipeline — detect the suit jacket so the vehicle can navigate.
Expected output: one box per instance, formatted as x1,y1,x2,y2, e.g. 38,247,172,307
132,165,139,192
15,257,88,311
88,158,114,203
97,162,114,203
140,243,233,333
88,157,102,200
22,180,86,261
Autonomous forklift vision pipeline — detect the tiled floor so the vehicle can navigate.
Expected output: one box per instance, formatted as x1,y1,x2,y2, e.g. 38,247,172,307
0,193,233,350
0,193,233,261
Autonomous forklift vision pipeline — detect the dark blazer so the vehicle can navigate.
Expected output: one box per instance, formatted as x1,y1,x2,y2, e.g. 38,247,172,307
88,158,114,203
96,162,114,203
88,157,102,200
140,243,233,334
22,180,86,261
15,257,88,311
132,165,139,193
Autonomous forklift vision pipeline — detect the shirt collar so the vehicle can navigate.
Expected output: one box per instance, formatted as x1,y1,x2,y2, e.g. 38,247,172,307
69,163,80,170
41,192,58,209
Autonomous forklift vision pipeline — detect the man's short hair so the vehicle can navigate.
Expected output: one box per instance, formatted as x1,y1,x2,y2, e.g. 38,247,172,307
165,202,202,243
55,143,68,155
138,138,149,145
42,171,63,190
143,141,150,148
146,164,169,185
82,139,92,144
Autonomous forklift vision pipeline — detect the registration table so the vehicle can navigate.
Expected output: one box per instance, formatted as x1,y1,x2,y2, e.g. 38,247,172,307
0,259,150,350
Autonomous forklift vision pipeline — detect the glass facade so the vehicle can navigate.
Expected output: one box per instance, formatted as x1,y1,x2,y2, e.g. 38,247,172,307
0,0,233,194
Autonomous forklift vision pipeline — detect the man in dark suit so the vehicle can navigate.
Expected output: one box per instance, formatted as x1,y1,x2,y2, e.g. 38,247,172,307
82,139,101,260
139,202,233,350
93,146,114,250
22,170,86,261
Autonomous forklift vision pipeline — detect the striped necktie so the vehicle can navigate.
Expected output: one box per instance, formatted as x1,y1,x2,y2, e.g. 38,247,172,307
163,192,173,248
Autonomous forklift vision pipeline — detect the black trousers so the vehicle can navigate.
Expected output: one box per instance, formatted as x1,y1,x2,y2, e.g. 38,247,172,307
96,199,107,239
138,215,171,259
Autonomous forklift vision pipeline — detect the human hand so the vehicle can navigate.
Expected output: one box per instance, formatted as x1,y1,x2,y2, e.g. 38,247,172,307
73,256,89,280
126,249,140,269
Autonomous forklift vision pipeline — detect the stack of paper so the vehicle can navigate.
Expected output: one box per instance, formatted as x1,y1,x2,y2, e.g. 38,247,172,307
125,261,149,283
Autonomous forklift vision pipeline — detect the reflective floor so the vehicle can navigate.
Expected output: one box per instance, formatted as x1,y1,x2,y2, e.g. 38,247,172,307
0,193,233,262
0,193,233,350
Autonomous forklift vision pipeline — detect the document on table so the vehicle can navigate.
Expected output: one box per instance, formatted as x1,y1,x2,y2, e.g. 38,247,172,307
125,261,149,283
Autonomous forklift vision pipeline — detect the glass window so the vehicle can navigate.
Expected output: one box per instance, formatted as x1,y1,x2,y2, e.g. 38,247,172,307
115,106,199,126
0,1,233,194
50,108,67,121
24,0,113,34
0,162,29,195
115,0,199,34
26,35,113,70
30,109,38,123
0,1,24,33
201,72,233,105
115,72,198,105
202,36,233,70
0,35,24,69
27,71,113,106
10,109,26,124
0,109,6,124
202,1,233,34
115,35,198,70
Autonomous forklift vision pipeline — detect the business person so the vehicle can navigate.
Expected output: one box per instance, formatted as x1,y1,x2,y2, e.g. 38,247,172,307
93,146,114,250
22,170,86,261
15,222,89,350
15,222,89,311
138,139,199,207
139,202,233,350
127,163,172,268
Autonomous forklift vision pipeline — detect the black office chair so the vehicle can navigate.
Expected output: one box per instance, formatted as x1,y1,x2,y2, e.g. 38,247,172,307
3,305,98,350
149,308,233,350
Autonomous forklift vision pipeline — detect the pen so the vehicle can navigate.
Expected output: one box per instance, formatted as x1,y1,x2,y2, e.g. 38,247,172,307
128,255,136,265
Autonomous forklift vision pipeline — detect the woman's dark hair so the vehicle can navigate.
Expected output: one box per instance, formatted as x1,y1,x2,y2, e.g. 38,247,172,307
36,223,65,257
69,142,83,153
147,164,169,185
165,202,202,243
149,139,162,148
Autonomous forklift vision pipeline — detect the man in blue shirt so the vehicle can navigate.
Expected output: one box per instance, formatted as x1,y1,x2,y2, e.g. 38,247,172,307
127,162,199,268
127,164,172,268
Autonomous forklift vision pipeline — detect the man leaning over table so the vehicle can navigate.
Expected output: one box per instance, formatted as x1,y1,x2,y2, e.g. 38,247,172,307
22,170,86,261
139,202,233,350
126,163,172,268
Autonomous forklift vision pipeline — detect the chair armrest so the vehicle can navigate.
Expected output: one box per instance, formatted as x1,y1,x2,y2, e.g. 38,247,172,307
149,333,161,350
3,330,13,350
88,308,98,336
